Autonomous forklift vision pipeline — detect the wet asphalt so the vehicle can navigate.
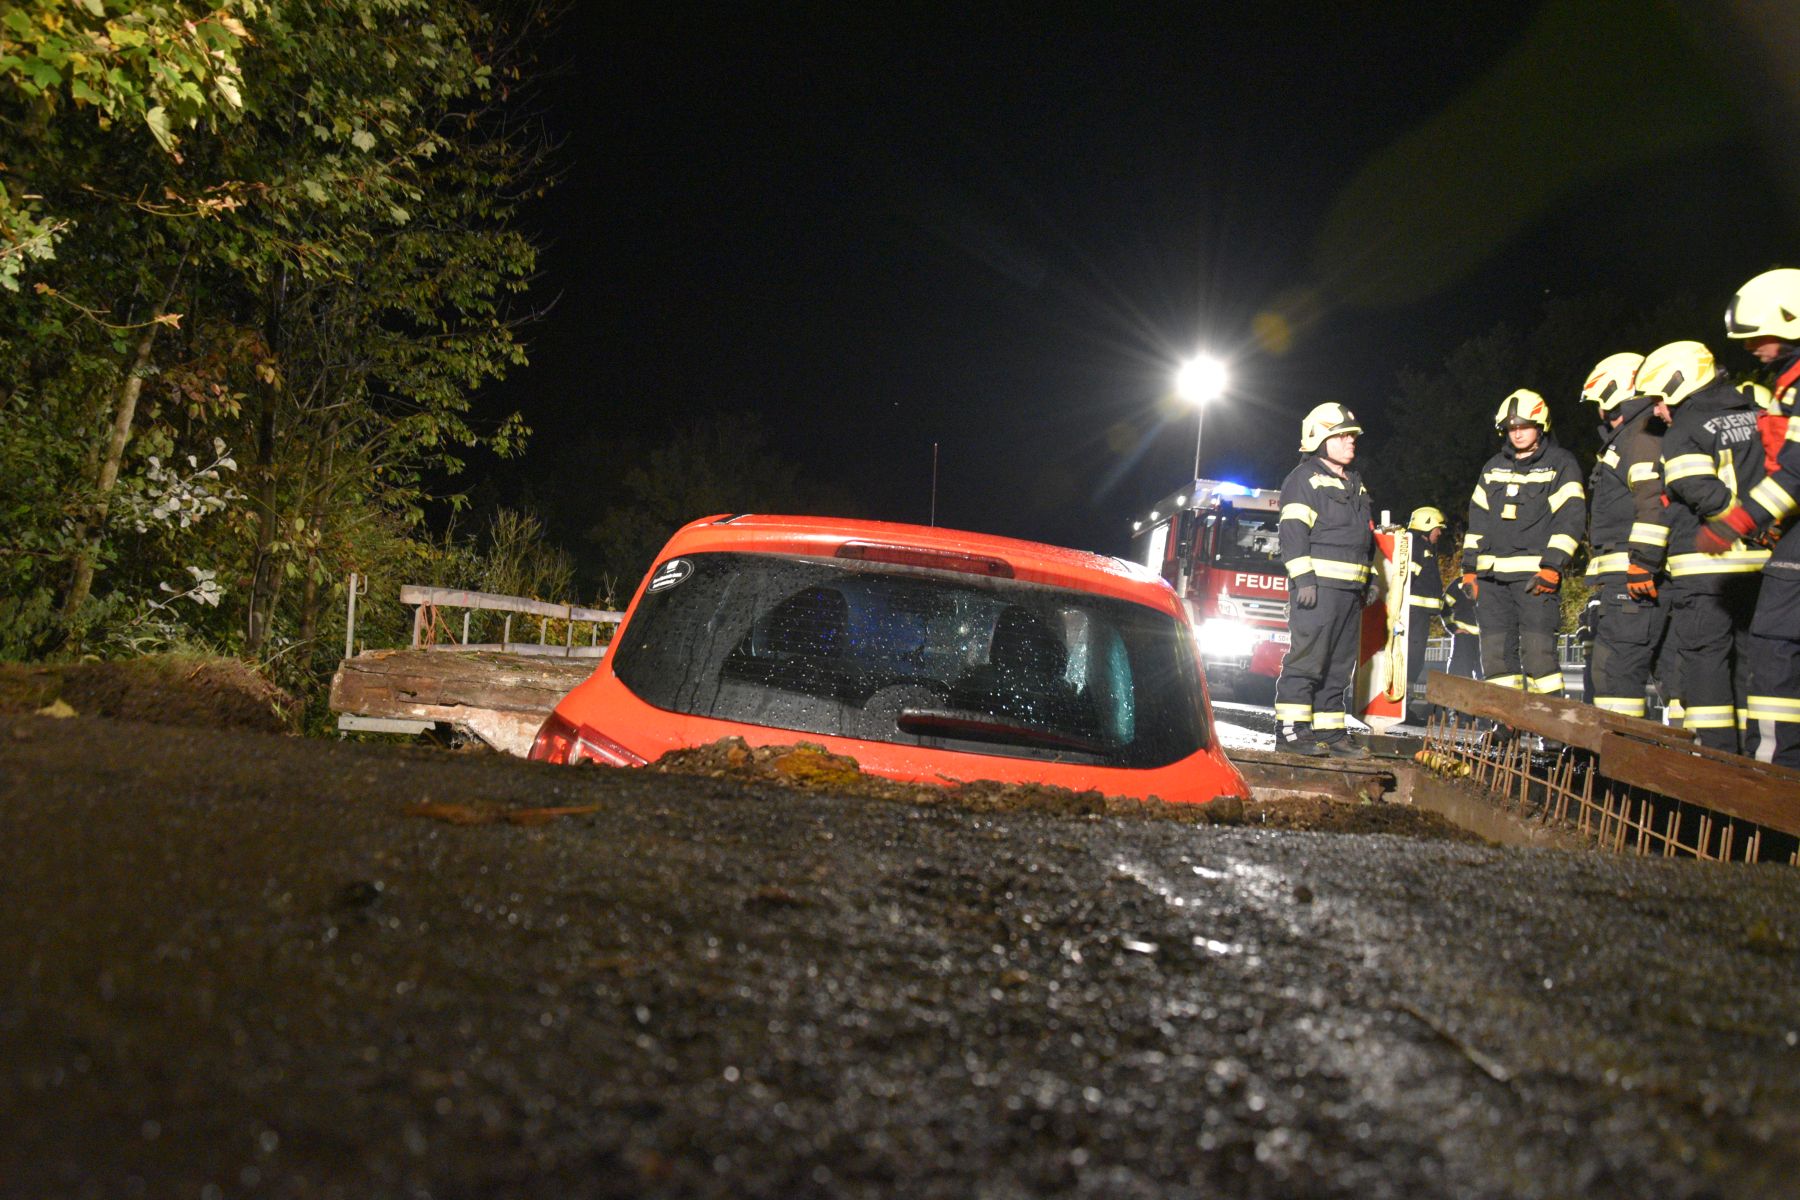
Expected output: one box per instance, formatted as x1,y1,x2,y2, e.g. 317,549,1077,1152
3,713,1798,1199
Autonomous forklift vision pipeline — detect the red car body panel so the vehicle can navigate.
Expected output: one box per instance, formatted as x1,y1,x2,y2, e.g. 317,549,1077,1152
538,515,1250,803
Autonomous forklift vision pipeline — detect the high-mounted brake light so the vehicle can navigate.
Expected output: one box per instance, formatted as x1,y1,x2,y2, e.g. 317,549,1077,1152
528,711,648,767
835,542,1014,577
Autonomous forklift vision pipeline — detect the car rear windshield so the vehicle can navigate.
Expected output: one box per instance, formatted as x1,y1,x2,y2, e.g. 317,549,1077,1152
610,552,1209,768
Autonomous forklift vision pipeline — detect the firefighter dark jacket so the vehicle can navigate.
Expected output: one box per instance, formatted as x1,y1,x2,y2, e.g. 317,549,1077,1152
1405,534,1444,614
1444,576,1479,633
1461,434,1586,581
1742,352,1800,533
1586,398,1670,579
1662,375,1770,584
1277,455,1374,591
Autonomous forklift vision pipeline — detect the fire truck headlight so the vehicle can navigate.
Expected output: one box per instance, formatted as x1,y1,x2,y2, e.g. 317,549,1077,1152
1197,619,1256,662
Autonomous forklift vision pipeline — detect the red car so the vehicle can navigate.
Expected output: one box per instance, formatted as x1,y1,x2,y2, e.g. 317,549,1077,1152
530,515,1249,804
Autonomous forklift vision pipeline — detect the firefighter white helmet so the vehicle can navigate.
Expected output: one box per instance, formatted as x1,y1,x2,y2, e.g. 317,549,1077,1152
1298,403,1362,453
1580,352,1643,413
1725,268,1800,342
1493,389,1551,432
1738,380,1777,412
1636,341,1717,408
1407,506,1446,533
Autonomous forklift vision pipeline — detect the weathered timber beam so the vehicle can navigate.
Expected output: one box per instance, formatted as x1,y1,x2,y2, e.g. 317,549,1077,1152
1598,731,1800,835
1230,748,1400,803
1424,672,1693,753
329,649,591,721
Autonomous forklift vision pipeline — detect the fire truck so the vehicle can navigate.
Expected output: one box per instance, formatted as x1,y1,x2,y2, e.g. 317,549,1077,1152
1131,478,1415,728
1130,479,1291,700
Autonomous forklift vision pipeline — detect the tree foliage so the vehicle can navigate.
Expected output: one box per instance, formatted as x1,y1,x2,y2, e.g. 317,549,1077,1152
0,1,254,290
0,1,560,706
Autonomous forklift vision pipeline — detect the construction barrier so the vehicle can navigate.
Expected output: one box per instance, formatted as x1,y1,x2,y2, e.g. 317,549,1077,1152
1420,672,1800,865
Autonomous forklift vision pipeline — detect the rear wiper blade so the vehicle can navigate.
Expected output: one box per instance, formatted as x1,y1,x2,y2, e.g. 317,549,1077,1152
896,706,1105,755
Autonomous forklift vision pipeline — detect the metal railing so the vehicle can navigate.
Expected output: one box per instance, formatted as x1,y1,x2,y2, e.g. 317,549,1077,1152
343,574,625,659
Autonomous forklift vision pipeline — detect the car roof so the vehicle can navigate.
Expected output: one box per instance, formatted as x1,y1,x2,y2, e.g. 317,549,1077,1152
656,514,1178,610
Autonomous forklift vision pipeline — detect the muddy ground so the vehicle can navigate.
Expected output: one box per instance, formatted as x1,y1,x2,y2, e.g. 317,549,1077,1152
4,680,1800,1198
0,655,299,736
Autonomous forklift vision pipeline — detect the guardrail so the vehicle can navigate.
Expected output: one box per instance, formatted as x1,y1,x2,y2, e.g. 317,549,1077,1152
343,573,626,660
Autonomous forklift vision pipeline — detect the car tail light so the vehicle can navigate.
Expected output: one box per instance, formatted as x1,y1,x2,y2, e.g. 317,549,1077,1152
836,541,1014,577
528,711,648,767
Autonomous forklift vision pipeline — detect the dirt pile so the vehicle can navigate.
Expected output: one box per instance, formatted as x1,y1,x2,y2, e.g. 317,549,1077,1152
0,654,299,735
647,737,1478,840
649,737,1234,821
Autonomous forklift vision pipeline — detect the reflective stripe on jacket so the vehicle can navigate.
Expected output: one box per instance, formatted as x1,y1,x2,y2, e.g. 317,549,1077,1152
1462,436,1586,581
1406,534,1444,612
1661,376,1771,577
1585,400,1669,578
1278,455,1374,590
1743,354,1800,532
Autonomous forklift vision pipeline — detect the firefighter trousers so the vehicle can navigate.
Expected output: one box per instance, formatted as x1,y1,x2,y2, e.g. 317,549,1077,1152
1477,577,1561,693
1448,630,1481,679
1745,539,1800,767
1667,576,1757,753
1587,573,1668,719
1405,615,1431,716
1274,584,1361,742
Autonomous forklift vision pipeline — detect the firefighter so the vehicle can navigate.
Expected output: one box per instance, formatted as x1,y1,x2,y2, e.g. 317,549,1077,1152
1579,351,1671,719
1634,339,1770,753
1443,536,1482,680
1274,403,1375,759
1401,506,1446,723
1461,390,1586,698
1719,268,1800,764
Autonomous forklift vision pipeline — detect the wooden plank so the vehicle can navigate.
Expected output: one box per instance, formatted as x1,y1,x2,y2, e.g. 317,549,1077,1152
1230,748,1399,803
1597,731,1800,836
329,648,596,755
1424,672,1693,753
330,648,592,719
1407,772,1589,852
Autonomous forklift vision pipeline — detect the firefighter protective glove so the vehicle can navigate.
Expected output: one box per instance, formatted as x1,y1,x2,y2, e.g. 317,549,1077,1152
1695,505,1758,555
1461,572,1478,601
1527,566,1560,595
1624,564,1658,601
1293,583,1318,609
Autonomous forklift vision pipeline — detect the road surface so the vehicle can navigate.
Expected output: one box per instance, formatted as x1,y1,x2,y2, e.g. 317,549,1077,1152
3,712,1799,1198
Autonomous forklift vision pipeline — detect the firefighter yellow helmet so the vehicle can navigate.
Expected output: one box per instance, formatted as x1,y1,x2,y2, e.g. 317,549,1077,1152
1298,402,1362,453
1738,380,1777,412
1407,506,1445,533
1580,352,1643,413
1636,340,1717,407
1725,268,1800,342
1493,389,1551,432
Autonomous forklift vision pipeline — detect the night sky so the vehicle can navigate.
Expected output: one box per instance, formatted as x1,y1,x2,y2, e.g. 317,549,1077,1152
484,1,1800,571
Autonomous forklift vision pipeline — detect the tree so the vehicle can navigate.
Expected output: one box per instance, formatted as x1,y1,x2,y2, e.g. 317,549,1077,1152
0,1,557,670
1,1,253,290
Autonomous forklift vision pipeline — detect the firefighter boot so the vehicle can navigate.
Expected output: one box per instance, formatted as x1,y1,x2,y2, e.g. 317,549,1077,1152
1277,723,1330,758
1321,735,1371,760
